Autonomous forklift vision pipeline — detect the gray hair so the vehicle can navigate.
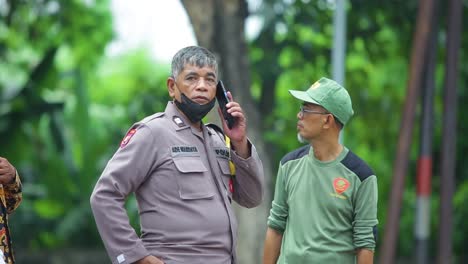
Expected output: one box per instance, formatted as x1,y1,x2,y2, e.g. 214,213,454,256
171,46,218,78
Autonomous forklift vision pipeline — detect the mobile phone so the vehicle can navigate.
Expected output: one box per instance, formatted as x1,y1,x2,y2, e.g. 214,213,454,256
216,80,236,129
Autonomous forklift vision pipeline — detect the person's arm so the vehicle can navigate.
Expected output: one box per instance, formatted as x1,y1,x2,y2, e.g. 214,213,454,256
263,163,288,263
219,91,249,158
4,171,22,214
353,175,378,259
356,248,374,264
90,125,158,264
0,157,22,214
229,141,264,208
217,94,265,208
263,227,283,264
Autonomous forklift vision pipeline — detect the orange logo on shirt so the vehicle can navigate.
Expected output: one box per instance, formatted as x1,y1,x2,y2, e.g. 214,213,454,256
333,177,350,194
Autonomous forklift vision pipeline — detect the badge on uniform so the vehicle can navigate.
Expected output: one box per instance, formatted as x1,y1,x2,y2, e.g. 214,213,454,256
173,116,185,127
120,128,137,148
333,177,350,194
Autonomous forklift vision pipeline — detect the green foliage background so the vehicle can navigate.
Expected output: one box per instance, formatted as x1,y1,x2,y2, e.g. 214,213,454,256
0,0,467,260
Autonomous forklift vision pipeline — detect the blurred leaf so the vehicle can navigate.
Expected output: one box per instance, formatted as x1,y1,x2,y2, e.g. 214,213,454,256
34,199,65,220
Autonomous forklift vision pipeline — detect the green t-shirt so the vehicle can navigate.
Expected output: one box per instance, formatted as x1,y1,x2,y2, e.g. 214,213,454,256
267,145,378,264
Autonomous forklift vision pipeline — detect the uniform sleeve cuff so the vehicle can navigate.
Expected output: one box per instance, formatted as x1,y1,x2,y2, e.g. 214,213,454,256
112,243,150,264
232,139,257,161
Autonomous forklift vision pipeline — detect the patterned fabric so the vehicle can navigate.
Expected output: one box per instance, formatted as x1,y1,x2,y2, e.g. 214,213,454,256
0,172,22,264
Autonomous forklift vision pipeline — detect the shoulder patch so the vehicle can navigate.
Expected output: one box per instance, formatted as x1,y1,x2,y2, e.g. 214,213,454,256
341,151,375,181
280,145,310,165
120,126,139,148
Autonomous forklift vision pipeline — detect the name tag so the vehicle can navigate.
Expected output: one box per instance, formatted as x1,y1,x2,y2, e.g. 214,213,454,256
171,145,199,157
214,147,230,159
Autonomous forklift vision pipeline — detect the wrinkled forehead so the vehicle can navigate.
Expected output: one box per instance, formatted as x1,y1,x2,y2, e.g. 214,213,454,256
180,64,217,77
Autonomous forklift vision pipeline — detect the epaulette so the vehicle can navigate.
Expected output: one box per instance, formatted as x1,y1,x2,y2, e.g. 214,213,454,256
206,123,224,138
140,112,165,124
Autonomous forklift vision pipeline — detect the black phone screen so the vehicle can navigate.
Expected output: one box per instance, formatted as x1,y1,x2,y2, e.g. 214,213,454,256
216,80,236,129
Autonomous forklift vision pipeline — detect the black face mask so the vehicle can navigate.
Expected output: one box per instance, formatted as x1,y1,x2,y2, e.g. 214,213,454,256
174,93,216,123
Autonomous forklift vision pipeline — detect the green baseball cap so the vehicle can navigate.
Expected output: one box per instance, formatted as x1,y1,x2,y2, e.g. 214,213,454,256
289,77,354,125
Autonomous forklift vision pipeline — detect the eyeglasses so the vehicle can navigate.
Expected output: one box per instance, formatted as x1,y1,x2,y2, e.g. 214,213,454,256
299,106,329,118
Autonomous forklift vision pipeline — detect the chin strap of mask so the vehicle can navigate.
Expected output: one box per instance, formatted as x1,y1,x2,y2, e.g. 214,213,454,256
224,136,236,193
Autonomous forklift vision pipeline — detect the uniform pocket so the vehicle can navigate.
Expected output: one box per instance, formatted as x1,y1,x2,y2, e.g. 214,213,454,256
217,158,233,199
173,157,214,200
216,158,232,176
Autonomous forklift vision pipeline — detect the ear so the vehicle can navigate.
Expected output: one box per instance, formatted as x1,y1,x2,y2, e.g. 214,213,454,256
322,114,333,129
167,77,176,98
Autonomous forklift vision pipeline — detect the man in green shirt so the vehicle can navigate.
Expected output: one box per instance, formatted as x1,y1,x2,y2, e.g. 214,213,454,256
263,77,378,264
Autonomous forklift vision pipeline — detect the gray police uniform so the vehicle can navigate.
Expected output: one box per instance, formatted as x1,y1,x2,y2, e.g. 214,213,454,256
90,102,264,264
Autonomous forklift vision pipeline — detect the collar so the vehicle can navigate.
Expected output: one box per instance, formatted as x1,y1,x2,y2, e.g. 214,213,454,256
310,146,349,167
165,101,190,131
164,102,204,138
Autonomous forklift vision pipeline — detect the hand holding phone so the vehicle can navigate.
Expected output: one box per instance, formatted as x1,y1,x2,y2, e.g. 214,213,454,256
216,80,236,129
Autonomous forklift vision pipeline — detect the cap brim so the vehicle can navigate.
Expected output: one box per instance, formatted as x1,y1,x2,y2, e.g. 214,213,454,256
289,90,320,105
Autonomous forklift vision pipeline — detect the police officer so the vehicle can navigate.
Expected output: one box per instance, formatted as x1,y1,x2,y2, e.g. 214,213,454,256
90,46,264,264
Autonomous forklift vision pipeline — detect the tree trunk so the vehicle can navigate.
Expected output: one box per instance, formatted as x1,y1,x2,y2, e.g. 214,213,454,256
180,0,273,263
